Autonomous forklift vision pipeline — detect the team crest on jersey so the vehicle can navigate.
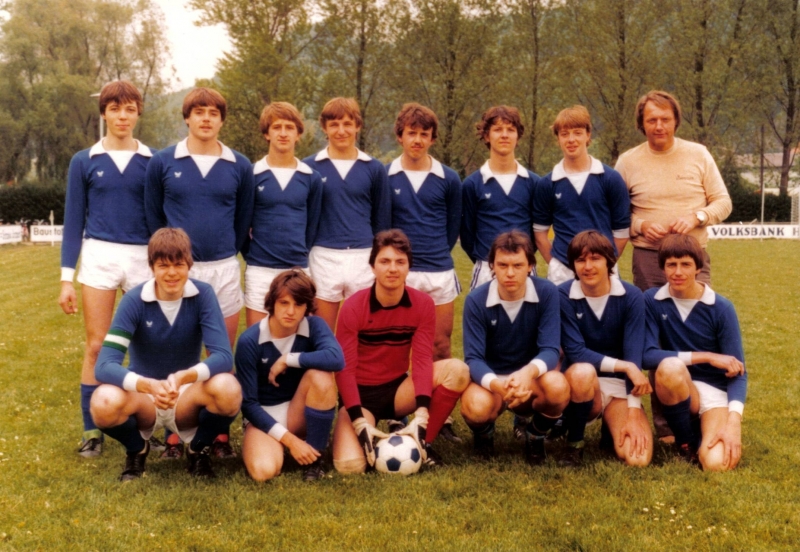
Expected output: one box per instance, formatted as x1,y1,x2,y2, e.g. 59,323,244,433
485,193,491,199
555,193,562,199
491,319,497,326
258,186,265,192
146,321,153,327
394,189,401,195
321,177,327,183
174,172,182,178
662,314,668,320
97,171,104,177
577,312,584,319
261,357,269,364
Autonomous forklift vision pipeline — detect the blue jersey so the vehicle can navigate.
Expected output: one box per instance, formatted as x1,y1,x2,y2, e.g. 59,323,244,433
235,315,344,434
463,276,560,387
460,162,539,263
95,279,232,389
244,158,323,269
303,149,390,249
62,141,155,270
144,140,255,262
644,284,747,406
387,157,461,271
559,278,645,395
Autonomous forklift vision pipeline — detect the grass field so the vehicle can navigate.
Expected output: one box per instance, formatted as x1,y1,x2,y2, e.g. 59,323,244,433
1,240,799,551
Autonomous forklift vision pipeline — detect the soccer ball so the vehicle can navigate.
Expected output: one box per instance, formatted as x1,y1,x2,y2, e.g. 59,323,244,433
374,433,423,475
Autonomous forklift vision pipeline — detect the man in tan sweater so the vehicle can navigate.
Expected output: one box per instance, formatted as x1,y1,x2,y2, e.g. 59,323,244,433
615,90,732,442
615,90,731,290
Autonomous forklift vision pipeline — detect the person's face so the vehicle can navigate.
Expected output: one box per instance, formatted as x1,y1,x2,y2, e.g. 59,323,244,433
323,115,360,152
372,246,410,293
152,257,190,301
574,248,610,288
102,100,140,141
398,125,434,162
557,127,590,162
642,101,676,152
664,255,700,295
491,249,532,298
185,104,224,143
271,291,307,334
487,119,519,157
265,117,301,155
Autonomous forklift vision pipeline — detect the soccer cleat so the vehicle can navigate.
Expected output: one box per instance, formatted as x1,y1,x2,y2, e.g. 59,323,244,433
558,445,584,467
78,430,104,458
302,459,326,482
524,434,547,466
187,446,216,478
210,435,236,459
148,436,166,453
119,442,149,482
545,416,567,442
438,421,463,444
387,417,408,433
161,441,184,459
423,443,444,468
513,416,531,442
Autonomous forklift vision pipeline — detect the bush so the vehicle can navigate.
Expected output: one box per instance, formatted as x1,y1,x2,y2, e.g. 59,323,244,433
0,181,65,224
722,163,792,222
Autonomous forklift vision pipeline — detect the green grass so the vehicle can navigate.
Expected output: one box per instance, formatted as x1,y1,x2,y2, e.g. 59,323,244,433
0,240,799,551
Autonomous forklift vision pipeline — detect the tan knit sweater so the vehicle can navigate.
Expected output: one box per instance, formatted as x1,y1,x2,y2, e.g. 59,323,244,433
615,138,732,250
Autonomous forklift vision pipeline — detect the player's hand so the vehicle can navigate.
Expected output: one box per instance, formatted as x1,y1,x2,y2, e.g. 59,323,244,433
398,407,429,451
618,408,651,458
58,281,78,315
505,365,536,408
706,353,745,378
623,364,652,396
640,221,668,242
268,354,289,387
351,417,388,467
281,432,320,465
707,415,742,470
669,215,700,235
149,379,176,409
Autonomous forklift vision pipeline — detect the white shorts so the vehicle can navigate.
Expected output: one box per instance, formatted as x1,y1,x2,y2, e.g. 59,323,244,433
309,246,373,302
244,265,311,313
694,380,729,415
139,384,197,443
547,257,620,286
406,269,461,305
77,238,151,292
469,260,495,291
243,401,291,441
599,377,628,410
189,256,243,318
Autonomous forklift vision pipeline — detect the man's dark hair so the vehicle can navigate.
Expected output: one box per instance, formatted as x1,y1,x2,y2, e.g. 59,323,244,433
369,229,413,269
566,230,617,276
488,230,535,268
658,234,704,270
264,268,317,316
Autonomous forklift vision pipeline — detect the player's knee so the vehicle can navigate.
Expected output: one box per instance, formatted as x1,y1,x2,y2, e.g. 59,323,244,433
460,394,495,425
333,456,367,475
699,443,730,472
89,385,125,426
566,363,596,398
247,458,282,482
655,358,687,390
306,369,336,395
540,371,570,407
438,359,470,392
206,373,242,414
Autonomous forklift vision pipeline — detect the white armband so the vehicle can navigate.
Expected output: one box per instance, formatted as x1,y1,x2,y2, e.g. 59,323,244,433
600,357,617,373
192,363,211,382
61,267,76,282
627,394,642,409
678,352,693,365
480,373,499,391
268,423,289,442
286,353,302,368
728,400,744,417
122,372,141,392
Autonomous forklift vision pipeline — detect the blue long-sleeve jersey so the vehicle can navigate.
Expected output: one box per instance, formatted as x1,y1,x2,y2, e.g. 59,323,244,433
387,157,461,271
62,141,155,270
533,159,630,265
95,279,233,388
235,315,344,434
463,276,560,386
303,149,390,249
643,284,747,406
559,278,645,394
460,162,539,263
244,158,323,268
144,140,255,262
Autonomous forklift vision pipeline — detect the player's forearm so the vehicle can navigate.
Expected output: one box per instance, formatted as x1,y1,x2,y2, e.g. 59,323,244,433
533,231,552,263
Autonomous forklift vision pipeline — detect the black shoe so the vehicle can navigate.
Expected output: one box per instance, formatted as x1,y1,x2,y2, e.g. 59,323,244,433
545,416,567,442
438,422,463,444
210,436,236,459
119,443,149,482
78,432,103,458
160,441,184,459
473,432,495,460
678,443,699,466
387,418,408,433
423,444,444,467
187,446,216,478
524,434,547,466
148,436,166,453
513,416,531,442
558,445,584,467
302,459,326,481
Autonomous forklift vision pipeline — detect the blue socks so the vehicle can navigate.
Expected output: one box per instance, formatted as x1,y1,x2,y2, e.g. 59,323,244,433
80,384,99,433
191,409,236,452
102,415,145,454
528,411,559,437
662,396,699,451
564,400,594,446
304,406,336,453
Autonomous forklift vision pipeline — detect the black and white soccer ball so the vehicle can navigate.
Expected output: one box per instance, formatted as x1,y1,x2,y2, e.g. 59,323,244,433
374,433,422,475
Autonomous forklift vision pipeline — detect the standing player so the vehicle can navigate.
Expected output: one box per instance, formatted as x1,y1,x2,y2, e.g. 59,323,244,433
91,229,241,481
332,230,470,474
303,97,391,330
461,106,539,290
533,106,630,285
460,231,569,464
145,87,254,458
558,231,652,467
244,102,323,327
644,234,746,471
236,270,343,482
59,80,155,457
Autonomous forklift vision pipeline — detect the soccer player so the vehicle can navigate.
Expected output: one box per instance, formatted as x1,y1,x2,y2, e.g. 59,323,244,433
644,234,747,471
558,231,652,467
460,230,569,464
244,102,323,327
59,80,155,457
236,269,344,482
332,230,470,474
533,106,630,285
145,87,254,457
303,97,391,330
461,106,539,290
91,229,241,481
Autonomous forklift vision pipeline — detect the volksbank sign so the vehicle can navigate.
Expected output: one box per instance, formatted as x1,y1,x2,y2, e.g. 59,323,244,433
708,224,799,239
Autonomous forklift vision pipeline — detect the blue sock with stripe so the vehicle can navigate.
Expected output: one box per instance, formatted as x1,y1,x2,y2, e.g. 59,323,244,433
304,406,336,453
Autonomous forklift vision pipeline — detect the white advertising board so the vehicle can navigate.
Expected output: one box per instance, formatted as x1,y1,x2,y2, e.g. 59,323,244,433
30,225,64,243
0,225,23,245
707,224,799,239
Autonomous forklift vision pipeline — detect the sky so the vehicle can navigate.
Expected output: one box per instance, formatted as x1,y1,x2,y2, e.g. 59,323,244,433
151,0,231,91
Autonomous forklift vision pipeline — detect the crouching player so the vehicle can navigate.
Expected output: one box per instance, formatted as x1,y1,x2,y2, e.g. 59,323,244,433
644,235,747,471
91,229,241,481
236,270,344,482
332,230,470,473
460,230,569,464
558,231,652,467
